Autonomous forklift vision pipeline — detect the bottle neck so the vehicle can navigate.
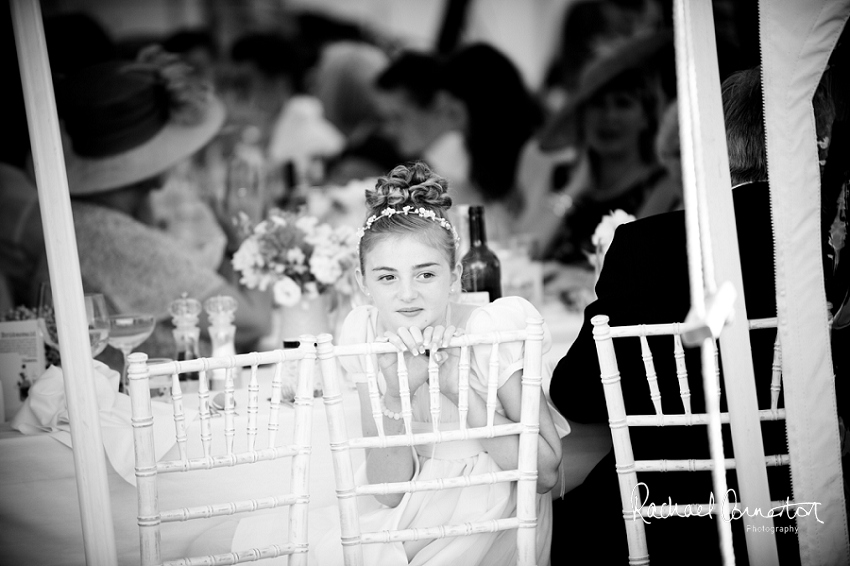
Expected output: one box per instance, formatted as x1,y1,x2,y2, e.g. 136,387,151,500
468,207,487,248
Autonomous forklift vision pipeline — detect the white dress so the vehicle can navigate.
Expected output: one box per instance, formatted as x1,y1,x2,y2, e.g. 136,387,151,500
314,296,562,566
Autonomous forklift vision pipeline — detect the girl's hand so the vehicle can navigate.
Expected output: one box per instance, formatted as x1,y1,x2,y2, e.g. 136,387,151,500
376,327,430,399
427,325,463,399
375,325,463,399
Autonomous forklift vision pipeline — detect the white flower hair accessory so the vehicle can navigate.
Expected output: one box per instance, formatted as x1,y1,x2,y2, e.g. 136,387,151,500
355,206,460,246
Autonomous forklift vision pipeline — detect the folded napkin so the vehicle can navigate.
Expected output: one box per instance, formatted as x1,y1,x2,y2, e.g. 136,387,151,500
10,361,195,485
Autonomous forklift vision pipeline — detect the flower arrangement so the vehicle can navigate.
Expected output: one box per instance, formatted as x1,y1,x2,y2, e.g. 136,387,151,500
232,209,359,307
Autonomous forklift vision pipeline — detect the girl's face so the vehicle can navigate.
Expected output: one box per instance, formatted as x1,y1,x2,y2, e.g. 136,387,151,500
357,234,460,331
583,90,649,157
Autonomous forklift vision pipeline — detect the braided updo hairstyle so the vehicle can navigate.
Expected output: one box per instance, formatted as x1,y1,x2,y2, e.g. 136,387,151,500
359,161,456,270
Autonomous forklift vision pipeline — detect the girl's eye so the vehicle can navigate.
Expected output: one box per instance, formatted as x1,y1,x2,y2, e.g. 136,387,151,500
378,274,395,282
418,272,435,280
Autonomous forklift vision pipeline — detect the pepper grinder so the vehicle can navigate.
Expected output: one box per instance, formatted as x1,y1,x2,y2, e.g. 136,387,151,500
204,295,237,390
169,293,202,382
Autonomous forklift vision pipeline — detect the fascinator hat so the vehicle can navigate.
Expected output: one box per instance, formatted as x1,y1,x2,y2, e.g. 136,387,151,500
58,46,226,196
538,30,673,152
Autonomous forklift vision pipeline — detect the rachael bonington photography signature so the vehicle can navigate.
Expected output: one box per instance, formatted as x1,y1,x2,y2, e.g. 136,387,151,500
631,483,823,526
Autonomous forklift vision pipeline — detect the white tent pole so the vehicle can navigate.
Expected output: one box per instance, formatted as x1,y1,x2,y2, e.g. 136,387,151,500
9,1,117,564
759,1,850,563
674,0,778,564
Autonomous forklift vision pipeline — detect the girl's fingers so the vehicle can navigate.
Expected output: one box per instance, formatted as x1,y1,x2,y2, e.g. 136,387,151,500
432,350,449,365
422,327,434,351
427,326,442,352
441,325,457,349
382,330,407,353
397,326,425,355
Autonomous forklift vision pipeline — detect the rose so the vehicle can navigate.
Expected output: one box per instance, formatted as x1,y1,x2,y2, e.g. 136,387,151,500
273,276,302,307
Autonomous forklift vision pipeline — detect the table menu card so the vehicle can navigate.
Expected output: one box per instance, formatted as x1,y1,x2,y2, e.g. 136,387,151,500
0,319,45,421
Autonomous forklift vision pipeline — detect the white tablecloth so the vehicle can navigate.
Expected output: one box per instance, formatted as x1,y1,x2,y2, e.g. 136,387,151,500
0,299,587,566
0,371,363,566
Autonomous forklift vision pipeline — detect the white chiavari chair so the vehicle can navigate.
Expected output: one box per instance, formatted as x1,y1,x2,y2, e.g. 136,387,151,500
592,315,792,565
126,337,317,566
317,317,546,566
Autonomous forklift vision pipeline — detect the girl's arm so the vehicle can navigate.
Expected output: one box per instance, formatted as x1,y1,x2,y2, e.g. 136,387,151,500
439,368,563,493
356,382,416,508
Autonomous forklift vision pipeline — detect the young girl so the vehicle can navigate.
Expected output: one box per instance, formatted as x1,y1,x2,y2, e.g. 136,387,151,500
316,162,565,566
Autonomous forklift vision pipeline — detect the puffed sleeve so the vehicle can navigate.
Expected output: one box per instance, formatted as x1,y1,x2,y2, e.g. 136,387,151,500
337,305,377,383
465,297,552,394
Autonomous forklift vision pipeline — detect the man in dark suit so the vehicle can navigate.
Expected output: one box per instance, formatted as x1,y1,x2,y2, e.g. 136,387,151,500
548,66,838,565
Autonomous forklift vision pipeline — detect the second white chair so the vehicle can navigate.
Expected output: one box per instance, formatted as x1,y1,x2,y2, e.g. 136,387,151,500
317,318,546,566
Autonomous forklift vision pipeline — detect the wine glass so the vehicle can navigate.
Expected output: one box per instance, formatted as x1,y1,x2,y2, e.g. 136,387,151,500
37,284,109,358
37,281,58,349
85,294,110,357
108,313,156,393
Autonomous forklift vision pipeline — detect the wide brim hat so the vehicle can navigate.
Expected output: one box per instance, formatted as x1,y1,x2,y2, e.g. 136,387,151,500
58,49,226,195
538,30,674,152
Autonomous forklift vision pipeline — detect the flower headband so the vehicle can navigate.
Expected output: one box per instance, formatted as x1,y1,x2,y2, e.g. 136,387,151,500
356,206,460,246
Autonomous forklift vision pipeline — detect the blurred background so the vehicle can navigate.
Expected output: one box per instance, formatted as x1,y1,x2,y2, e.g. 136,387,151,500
0,0,766,361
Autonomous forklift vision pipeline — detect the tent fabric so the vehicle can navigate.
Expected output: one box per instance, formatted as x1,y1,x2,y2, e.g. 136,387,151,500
759,1,850,563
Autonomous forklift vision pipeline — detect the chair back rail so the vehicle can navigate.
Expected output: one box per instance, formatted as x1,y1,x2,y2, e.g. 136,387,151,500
592,314,792,564
127,336,317,566
317,318,544,566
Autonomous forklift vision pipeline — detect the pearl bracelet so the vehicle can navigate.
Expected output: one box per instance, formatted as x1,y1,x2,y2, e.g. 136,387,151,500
380,396,402,420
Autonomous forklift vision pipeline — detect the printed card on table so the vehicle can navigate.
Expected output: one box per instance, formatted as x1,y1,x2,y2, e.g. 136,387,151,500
0,319,45,422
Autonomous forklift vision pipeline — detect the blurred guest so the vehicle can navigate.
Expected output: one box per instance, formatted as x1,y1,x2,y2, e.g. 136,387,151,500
223,32,309,149
56,49,272,360
375,44,544,244
636,99,684,218
312,41,387,145
162,28,220,83
527,32,674,267
542,0,663,115
44,11,117,78
311,40,405,186
0,9,117,307
374,51,461,180
547,64,838,566
0,163,47,308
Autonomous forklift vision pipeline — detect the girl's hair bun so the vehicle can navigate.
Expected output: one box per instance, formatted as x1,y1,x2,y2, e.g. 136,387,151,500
366,161,452,214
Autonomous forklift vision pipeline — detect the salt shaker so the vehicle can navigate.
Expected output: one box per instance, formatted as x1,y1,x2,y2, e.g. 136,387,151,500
169,293,202,382
204,295,237,390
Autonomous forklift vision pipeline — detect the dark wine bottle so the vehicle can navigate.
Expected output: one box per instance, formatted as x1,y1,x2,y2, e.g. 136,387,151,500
461,206,502,301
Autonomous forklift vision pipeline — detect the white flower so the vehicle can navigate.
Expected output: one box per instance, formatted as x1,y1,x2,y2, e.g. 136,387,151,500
591,209,635,256
287,247,306,265
257,273,276,292
296,215,319,235
273,276,302,307
303,281,319,300
310,253,343,285
232,238,259,269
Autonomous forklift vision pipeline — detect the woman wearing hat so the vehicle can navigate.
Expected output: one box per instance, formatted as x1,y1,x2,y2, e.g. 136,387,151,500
56,48,271,359
520,32,678,268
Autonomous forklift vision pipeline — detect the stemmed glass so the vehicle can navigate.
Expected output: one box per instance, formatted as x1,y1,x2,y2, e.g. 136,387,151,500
108,313,156,393
85,294,110,357
37,281,58,349
37,283,110,358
